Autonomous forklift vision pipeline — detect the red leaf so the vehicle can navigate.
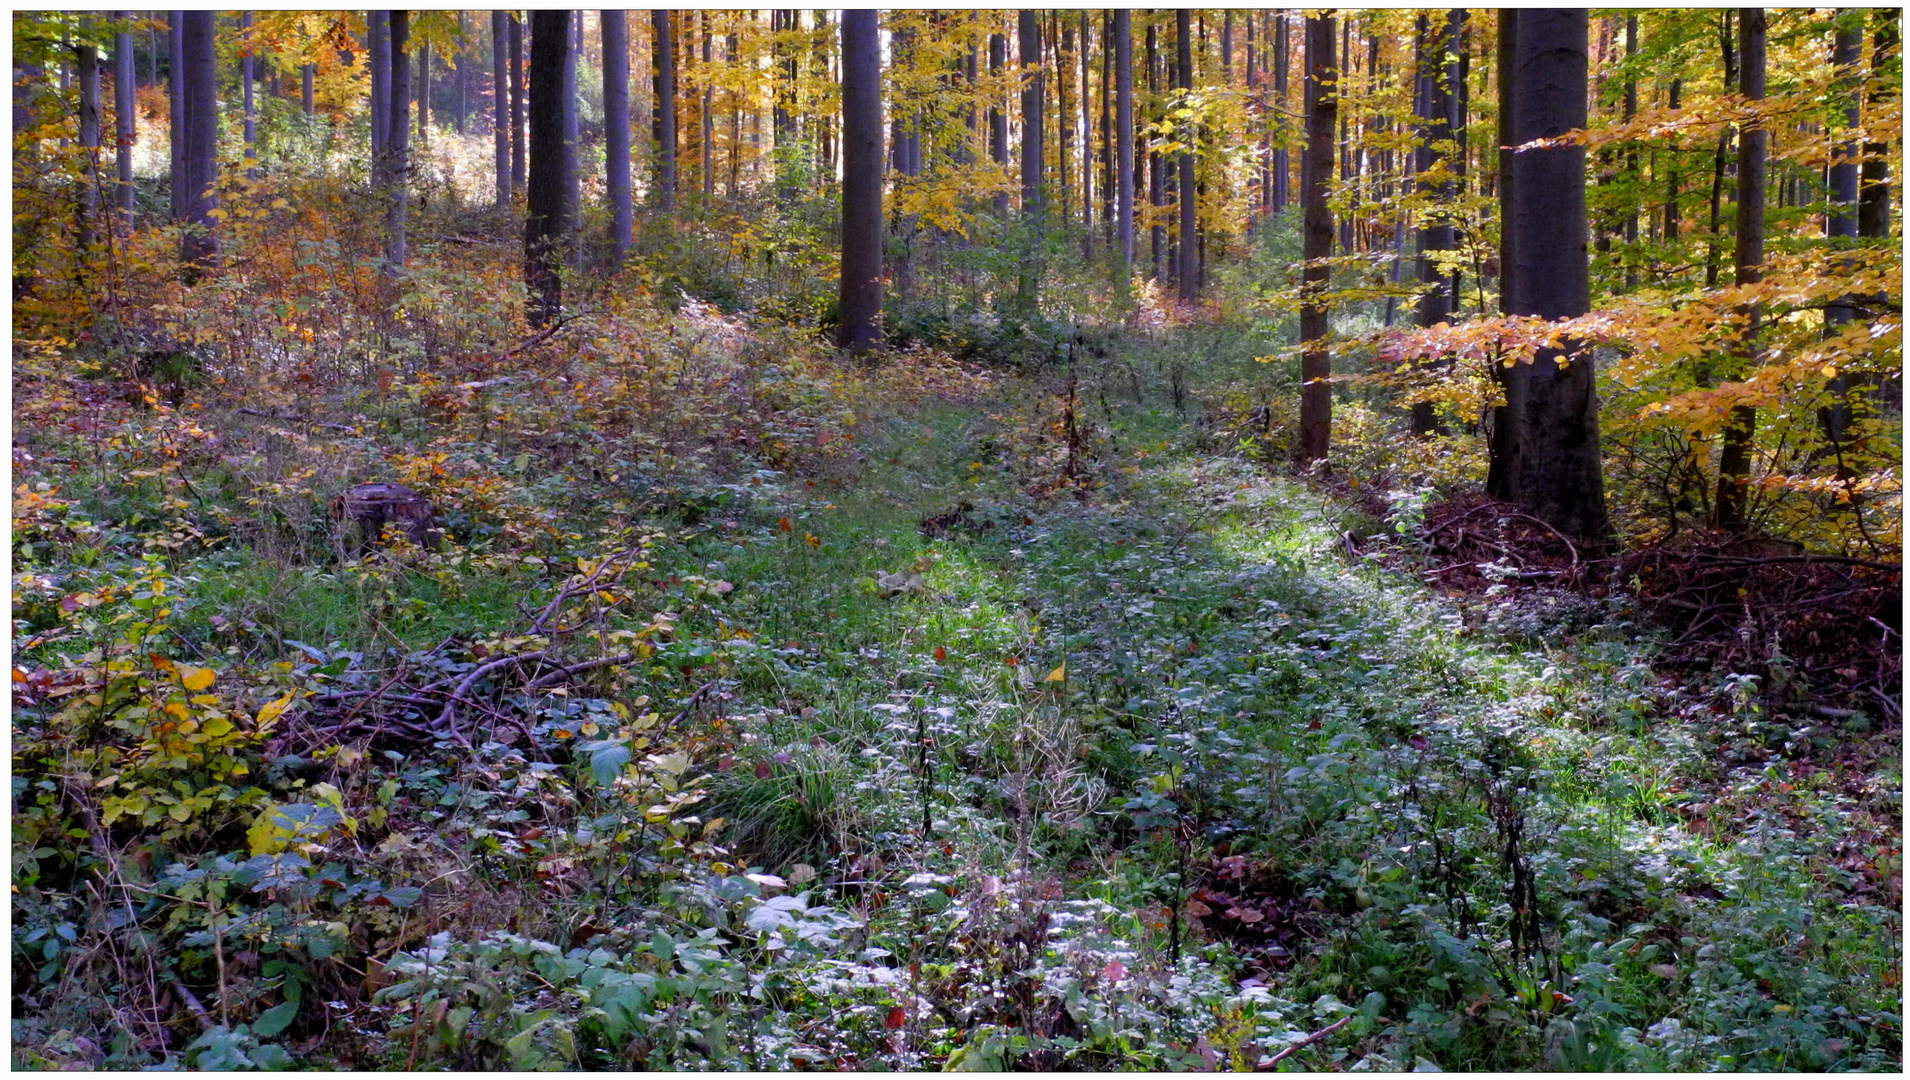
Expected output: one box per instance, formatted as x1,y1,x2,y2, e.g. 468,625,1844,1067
754,761,772,779
885,1006,906,1029
933,646,947,662
1101,961,1128,982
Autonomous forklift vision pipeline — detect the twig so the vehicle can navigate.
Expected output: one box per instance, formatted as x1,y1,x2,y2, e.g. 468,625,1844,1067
235,407,359,434
1255,1014,1355,1070
525,652,639,689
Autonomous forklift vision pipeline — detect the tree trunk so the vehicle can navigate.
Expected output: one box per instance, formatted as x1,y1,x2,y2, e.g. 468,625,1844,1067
493,11,511,206
1147,21,1163,277
1857,11,1898,239
1820,11,1865,451
1298,14,1335,466
301,62,314,116
384,11,410,276
838,9,883,354
369,10,388,165
1621,15,1638,290
115,12,135,226
1504,8,1607,541
417,40,430,149
454,12,466,134
603,10,631,265
702,12,715,198
1663,78,1681,240
525,11,573,325
1019,11,1044,217
562,14,579,251
239,12,255,178
989,31,1008,216
1411,11,1462,435
1081,10,1093,257
1485,9,1519,500
77,28,101,257
1713,8,1766,530
510,14,526,195
1176,9,1198,303
1273,14,1289,215
180,10,217,263
1114,10,1134,272
653,10,675,211
168,11,184,223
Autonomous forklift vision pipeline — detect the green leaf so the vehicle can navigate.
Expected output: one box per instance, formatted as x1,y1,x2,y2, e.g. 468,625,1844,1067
253,999,299,1038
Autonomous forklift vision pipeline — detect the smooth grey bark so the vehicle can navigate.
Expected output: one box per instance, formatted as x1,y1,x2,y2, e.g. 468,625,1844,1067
77,27,101,255
180,10,217,262
417,40,430,148
702,13,714,197
1019,11,1043,217
1858,11,1897,240
493,11,510,206
1714,8,1766,530
653,10,675,210
1081,10,1092,256
525,10,574,325
369,10,388,165
1273,13,1289,214
1114,9,1133,271
1175,9,1197,302
1485,9,1519,500
116,12,136,225
1822,10,1865,448
989,31,1008,216
510,14,526,195
1298,14,1335,465
1503,9,1608,541
1411,11,1463,435
240,12,255,178
454,12,466,134
168,11,184,222
301,62,314,116
602,11,630,264
838,9,883,354
384,11,410,275
562,15,578,240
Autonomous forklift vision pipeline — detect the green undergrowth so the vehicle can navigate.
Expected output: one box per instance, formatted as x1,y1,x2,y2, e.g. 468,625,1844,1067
12,325,1900,1071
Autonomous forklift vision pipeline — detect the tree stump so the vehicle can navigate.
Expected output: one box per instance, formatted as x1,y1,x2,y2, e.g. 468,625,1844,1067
333,483,439,553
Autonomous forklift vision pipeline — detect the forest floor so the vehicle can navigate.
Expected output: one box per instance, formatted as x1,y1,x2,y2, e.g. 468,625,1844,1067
11,312,1902,1071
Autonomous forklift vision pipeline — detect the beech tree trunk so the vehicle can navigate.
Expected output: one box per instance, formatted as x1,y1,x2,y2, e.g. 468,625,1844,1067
180,10,217,263
653,10,675,211
1411,11,1462,435
239,12,255,177
1273,14,1289,215
384,11,410,275
1821,10,1865,449
302,62,314,116
838,9,883,354
1485,10,1519,500
1176,9,1198,302
168,12,184,223
417,40,430,149
510,14,526,195
1502,8,1608,541
1298,14,1335,466
454,12,466,134
1714,7,1766,530
602,10,631,264
77,29,100,257
369,10,388,164
1147,22,1163,277
493,11,510,206
1019,11,1044,217
115,12,135,226
1114,10,1133,271
1857,11,1897,240
989,31,1008,216
525,10,573,325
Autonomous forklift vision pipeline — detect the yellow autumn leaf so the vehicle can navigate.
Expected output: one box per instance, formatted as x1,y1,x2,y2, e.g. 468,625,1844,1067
202,716,234,738
256,692,295,731
1043,665,1066,683
178,664,216,691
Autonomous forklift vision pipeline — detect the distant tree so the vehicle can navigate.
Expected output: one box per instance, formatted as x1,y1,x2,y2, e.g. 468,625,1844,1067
838,8,883,354
1713,8,1766,529
493,11,510,206
525,10,574,325
1411,10,1465,435
368,10,388,163
988,30,1008,216
1114,9,1133,271
383,11,410,275
653,10,676,211
1298,13,1335,465
510,13,526,194
115,11,135,225
602,10,631,265
240,12,256,178
76,22,100,257
1176,9,1197,303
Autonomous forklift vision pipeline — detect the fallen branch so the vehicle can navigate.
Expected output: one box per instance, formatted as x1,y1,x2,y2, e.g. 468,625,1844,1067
235,407,360,435
1255,1014,1354,1070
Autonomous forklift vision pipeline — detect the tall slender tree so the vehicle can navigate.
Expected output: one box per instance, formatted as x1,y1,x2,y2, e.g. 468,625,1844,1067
114,11,135,225
168,11,184,223
368,10,389,163
603,10,631,264
838,9,883,354
989,30,1008,216
179,11,217,262
1411,11,1464,435
384,11,410,275
1822,9,1865,449
1713,8,1766,529
1114,10,1134,271
1019,11,1044,217
76,24,100,257
1298,13,1336,465
454,12,466,134
1176,9,1198,302
510,13,526,195
240,12,256,178
493,11,510,207
525,10,574,325
301,61,314,116
653,10,676,210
